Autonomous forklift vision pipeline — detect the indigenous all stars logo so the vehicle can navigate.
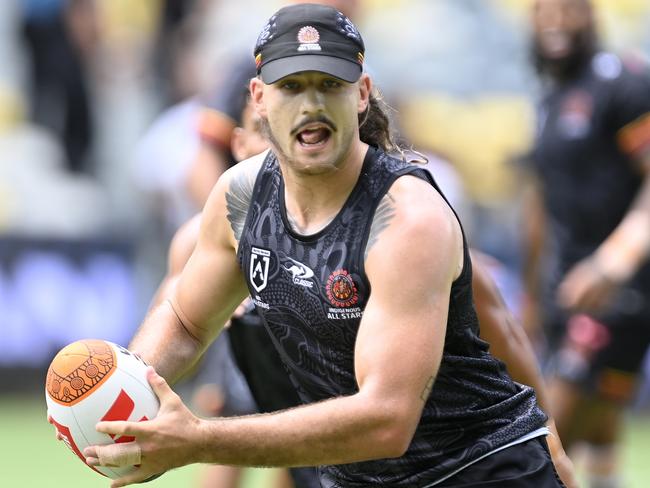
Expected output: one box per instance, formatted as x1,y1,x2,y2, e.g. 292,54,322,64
297,26,321,52
326,269,358,308
297,26,320,43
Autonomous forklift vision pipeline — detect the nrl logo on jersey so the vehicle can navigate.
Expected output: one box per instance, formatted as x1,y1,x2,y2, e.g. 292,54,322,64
250,247,271,292
282,256,314,288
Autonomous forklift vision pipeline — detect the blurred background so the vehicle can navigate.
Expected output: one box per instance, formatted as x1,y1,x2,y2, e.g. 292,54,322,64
1,0,649,486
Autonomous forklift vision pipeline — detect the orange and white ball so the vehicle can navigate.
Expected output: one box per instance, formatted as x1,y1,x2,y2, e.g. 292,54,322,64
45,339,159,478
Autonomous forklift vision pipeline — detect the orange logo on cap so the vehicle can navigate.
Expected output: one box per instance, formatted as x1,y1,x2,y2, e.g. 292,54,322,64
297,26,320,44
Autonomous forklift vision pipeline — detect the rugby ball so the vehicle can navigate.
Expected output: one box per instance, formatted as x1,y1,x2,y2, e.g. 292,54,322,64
45,339,159,478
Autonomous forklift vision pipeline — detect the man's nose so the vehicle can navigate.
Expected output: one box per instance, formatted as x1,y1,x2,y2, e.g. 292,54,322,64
300,87,326,114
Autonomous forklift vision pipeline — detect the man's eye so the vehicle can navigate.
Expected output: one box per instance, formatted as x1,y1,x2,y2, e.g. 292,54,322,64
324,79,341,89
281,81,299,90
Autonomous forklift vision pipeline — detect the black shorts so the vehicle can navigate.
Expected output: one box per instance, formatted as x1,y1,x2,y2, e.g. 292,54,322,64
545,312,650,402
227,309,302,412
437,437,565,487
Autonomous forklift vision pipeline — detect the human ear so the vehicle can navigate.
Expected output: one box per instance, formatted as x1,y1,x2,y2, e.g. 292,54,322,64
250,77,267,118
231,127,246,162
357,73,372,114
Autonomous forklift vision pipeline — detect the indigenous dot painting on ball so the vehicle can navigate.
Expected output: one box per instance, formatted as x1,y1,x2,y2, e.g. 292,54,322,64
45,339,159,479
46,339,117,405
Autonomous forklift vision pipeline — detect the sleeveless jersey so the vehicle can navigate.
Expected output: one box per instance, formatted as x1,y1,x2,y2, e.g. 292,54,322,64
237,147,547,487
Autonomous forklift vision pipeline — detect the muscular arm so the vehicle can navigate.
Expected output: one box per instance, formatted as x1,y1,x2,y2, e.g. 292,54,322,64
190,176,462,466
94,175,462,480
127,155,262,383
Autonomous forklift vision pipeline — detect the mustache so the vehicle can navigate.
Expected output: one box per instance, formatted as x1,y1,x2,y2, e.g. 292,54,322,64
290,115,337,136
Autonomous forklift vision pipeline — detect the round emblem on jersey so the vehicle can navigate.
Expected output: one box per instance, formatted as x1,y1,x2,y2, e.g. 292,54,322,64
297,26,320,44
326,269,358,308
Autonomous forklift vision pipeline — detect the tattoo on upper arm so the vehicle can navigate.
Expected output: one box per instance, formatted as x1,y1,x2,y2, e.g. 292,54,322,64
420,375,435,402
365,193,396,260
225,169,256,242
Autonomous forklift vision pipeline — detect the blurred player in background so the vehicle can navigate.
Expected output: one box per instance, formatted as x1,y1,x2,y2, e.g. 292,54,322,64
526,0,650,486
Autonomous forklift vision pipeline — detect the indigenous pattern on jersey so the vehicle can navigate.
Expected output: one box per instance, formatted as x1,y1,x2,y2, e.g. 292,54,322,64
533,51,650,320
238,147,547,487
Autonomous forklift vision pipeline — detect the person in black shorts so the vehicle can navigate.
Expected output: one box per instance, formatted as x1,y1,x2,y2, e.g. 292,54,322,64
84,5,566,487
525,1,650,486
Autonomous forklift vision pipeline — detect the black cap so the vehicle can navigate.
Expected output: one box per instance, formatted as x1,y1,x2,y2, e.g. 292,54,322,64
254,3,365,84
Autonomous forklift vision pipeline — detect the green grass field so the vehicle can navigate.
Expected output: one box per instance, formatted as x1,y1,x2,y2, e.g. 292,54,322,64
2,394,649,487
0,394,278,488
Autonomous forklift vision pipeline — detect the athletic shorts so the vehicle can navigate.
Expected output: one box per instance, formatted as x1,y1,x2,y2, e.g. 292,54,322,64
227,309,303,412
545,311,650,403
436,437,565,487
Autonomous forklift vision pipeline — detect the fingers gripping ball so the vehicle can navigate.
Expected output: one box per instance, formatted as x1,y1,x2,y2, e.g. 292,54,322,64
45,339,159,479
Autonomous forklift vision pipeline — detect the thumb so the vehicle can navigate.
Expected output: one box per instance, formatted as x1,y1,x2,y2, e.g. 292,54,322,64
146,367,176,404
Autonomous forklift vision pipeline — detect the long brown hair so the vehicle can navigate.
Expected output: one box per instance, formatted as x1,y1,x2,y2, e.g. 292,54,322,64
360,90,426,163
358,91,398,153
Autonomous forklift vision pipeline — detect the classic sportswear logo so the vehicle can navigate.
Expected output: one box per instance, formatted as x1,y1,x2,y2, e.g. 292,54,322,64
283,256,315,288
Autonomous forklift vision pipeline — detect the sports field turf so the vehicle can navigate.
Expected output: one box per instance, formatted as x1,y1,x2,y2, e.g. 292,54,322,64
3,394,649,487
2,394,278,487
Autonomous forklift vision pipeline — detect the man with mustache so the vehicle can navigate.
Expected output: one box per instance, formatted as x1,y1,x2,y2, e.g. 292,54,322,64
85,4,567,487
